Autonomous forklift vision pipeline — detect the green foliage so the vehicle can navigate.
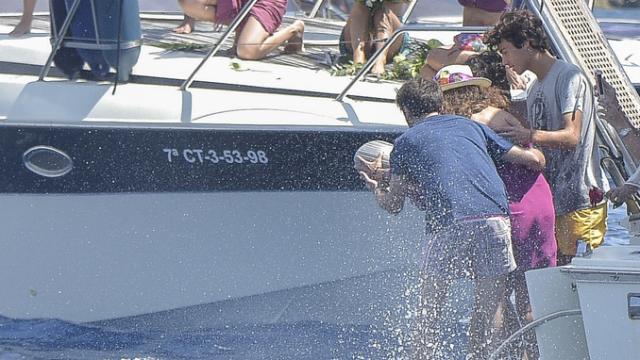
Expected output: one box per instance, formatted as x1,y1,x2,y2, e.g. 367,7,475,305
329,61,364,76
154,42,208,53
330,39,443,80
230,61,242,71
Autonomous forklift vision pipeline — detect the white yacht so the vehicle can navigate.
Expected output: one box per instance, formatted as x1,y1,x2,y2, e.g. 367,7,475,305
0,0,433,328
1,0,640,358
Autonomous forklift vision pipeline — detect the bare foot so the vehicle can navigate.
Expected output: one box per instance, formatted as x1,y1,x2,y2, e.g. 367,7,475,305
284,20,305,53
371,60,387,76
173,16,195,34
9,20,32,37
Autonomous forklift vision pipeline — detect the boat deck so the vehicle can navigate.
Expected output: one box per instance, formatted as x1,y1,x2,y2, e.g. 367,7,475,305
0,13,397,97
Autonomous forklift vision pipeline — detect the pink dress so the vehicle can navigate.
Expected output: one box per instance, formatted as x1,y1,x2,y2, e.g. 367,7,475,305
497,163,558,271
217,0,287,34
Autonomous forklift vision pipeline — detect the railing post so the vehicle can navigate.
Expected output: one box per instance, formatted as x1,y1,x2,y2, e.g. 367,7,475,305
308,0,327,19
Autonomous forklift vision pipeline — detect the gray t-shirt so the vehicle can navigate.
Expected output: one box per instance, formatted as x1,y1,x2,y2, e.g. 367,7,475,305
526,60,608,215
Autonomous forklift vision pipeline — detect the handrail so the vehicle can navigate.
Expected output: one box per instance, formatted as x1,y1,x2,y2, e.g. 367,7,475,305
39,0,83,80
487,309,583,360
180,0,260,91
401,0,418,24
308,0,326,19
335,24,490,102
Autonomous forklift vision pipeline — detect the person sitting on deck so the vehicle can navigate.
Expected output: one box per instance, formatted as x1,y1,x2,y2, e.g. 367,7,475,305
9,0,37,37
440,60,556,359
355,77,545,360
419,0,510,79
176,0,304,60
339,0,410,75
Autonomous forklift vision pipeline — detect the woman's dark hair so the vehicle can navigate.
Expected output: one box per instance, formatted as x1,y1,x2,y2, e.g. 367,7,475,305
465,51,510,92
465,51,511,109
396,78,443,124
484,10,550,52
441,86,488,118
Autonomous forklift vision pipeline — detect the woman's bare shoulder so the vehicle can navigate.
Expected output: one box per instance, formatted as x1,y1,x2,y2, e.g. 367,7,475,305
472,106,518,129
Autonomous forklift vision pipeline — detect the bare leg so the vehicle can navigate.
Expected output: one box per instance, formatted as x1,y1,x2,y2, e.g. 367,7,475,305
512,271,540,360
469,275,508,360
426,46,477,73
462,5,503,26
412,276,451,360
495,273,529,359
9,0,37,37
235,17,304,60
177,0,218,22
370,4,405,75
347,2,370,65
174,14,196,34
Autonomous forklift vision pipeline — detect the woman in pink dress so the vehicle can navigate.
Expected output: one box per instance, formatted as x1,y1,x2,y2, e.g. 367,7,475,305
437,60,556,359
176,0,304,60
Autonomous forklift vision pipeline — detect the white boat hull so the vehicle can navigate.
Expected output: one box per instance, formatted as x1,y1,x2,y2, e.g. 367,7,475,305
0,192,424,324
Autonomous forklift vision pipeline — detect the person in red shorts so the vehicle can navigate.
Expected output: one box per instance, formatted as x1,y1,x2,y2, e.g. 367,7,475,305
176,0,304,60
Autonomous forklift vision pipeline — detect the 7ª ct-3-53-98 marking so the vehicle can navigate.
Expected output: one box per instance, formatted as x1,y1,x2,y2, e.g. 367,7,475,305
163,148,269,164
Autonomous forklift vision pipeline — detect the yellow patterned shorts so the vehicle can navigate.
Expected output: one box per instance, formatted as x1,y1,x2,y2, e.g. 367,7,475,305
555,203,608,256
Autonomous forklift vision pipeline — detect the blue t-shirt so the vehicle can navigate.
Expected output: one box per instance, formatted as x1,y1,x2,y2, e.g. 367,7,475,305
390,114,513,233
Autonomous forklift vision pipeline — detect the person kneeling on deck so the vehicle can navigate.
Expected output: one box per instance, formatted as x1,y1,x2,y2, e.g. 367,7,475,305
355,78,545,359
177,0,304,60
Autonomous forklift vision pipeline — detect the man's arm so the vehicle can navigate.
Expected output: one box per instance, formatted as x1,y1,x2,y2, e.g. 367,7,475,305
359,171,407,214
501,146,546,172
530,110,582,148
496,111,581,149
597,78,640,160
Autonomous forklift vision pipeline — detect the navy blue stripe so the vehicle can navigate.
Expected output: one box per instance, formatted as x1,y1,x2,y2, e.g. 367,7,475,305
0,125,402,193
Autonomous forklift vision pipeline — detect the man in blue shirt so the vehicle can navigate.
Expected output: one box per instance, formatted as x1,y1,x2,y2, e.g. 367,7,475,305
356,78,545,359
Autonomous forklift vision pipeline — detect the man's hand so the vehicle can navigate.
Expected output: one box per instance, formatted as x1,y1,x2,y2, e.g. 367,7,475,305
596,77,628,129
606,183,639,207
506,66,527,90
354,154,390,184
495,123,532,145
358,171,379,192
